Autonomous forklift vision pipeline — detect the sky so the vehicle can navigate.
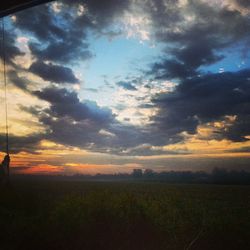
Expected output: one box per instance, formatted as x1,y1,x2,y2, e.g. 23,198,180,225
1,0,250,175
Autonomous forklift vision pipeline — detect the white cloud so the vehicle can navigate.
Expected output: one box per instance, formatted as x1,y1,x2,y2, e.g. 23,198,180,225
99,129,116,137
122,12,151,42
77,4,87,16
15,36,34,69
111,80,175,126
51,2,63,13
219,67,225,73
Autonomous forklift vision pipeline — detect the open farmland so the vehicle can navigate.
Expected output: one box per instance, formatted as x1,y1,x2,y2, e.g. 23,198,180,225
0,180,250,250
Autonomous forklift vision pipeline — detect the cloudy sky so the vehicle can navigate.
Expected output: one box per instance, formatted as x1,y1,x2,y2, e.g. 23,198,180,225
1,0,250,175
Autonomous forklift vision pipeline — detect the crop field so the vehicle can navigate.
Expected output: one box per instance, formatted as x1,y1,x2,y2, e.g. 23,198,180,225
0,180,250,250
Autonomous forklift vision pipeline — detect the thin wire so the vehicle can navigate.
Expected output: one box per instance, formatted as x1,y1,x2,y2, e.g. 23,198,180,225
1,17,10,180
2,18,9,155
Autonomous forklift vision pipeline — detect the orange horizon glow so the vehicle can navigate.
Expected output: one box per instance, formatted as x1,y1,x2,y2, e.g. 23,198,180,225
2,147,250,175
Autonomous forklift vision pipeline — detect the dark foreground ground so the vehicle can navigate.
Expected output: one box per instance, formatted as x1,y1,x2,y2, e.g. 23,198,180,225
0,180,250,250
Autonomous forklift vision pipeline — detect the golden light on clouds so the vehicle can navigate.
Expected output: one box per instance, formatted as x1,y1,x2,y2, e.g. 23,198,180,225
163,137,250,158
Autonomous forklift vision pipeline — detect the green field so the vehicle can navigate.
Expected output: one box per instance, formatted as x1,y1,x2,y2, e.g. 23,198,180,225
0,180,250,250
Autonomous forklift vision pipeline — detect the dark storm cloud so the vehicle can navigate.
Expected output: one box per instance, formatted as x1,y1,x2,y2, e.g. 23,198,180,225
8,70,29,91
62,0,130,30
142,0,250,143
9,78,183,156
14,0,131,64
29,61,79,84
116,81,137,91
0,30,24,64
28,40,92,64
0,133,43,154
148,0,250,80
19,86,119,152
33,87,114,124
40,115,182,155
30,86,126,151
234,0,250,8
150,59,196,80
228,146,250,153
14,4,66,41
151,68,250,141
14,3,92,64
151,36,224,79
12,0,250,79
222,115,250,142
24,86,176,155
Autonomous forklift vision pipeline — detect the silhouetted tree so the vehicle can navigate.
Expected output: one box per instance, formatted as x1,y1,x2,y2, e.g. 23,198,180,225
144,169,154,178
132,169,143,178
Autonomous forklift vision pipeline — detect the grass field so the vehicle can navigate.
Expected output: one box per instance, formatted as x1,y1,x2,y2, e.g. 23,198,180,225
0,180,250,250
